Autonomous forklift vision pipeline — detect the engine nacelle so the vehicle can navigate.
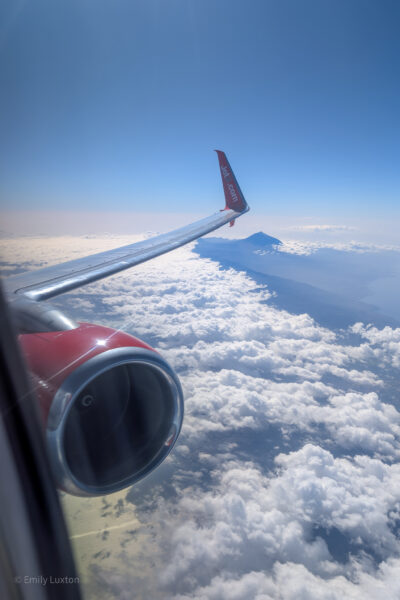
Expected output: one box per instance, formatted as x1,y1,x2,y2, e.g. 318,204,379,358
19,323,183,497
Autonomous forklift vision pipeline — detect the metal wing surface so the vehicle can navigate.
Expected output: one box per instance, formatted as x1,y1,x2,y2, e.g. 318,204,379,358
5,151,249,302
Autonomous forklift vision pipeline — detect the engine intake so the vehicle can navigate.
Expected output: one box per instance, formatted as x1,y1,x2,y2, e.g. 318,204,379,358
47,347,183,496
19,324,184,497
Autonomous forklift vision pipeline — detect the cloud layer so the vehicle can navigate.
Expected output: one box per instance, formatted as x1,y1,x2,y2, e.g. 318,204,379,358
4,235,400,599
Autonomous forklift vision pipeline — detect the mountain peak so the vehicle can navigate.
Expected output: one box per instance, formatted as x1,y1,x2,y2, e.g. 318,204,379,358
245,232,282,247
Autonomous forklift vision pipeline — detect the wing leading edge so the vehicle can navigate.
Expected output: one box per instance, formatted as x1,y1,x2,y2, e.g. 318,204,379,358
5,151,249,302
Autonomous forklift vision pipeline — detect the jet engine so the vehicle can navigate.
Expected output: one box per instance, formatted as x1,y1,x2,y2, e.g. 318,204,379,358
19,323,183,497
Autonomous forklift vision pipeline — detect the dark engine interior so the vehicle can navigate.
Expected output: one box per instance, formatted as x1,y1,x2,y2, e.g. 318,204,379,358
63,363,175,490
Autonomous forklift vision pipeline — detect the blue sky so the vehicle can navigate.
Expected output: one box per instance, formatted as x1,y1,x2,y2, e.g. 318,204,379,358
1,0,399,226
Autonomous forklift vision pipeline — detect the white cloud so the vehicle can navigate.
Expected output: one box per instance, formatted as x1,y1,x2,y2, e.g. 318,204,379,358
351,323,400,368
122,446,400,598
277,240,400,255
289,224,357,233
172,560,400,600
4,234,400,599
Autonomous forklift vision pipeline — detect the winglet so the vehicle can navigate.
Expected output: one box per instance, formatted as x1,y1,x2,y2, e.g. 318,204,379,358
215,150,248,214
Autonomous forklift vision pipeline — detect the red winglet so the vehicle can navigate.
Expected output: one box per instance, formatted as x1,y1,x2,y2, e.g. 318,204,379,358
215,150,248,213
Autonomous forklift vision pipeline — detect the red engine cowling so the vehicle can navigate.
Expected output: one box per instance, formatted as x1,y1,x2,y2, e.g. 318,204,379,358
19,323,184,497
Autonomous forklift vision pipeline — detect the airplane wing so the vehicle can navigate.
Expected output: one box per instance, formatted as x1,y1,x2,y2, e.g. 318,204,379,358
4,151,249,302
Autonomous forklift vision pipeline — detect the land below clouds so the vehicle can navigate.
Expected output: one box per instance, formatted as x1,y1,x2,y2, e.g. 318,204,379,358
195,232,400,330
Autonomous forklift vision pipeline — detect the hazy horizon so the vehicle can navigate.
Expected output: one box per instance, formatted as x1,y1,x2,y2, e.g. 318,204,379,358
1,210,399,249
